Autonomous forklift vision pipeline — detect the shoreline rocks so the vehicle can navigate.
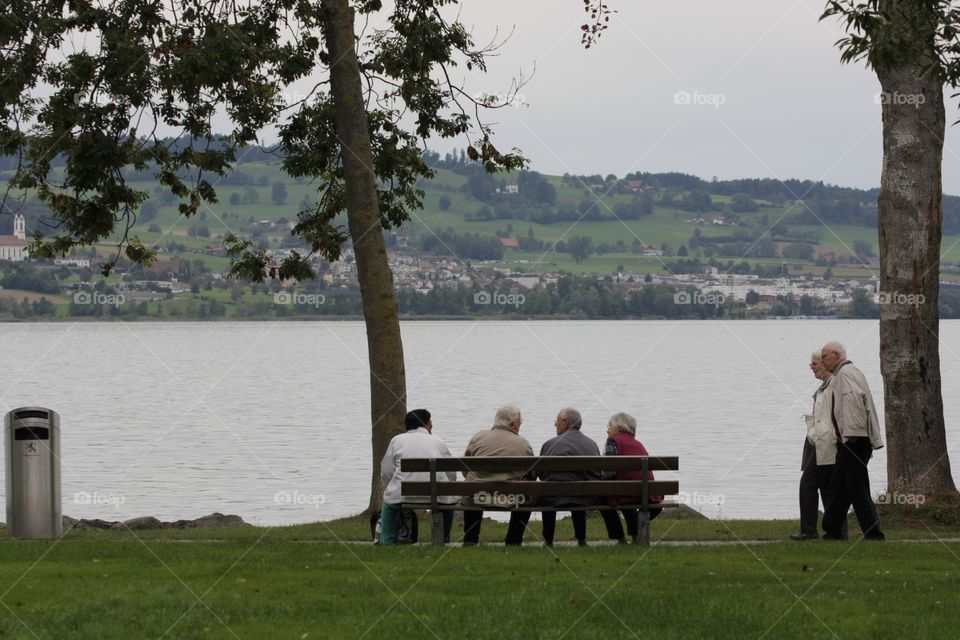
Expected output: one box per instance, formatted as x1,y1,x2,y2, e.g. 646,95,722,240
62,512,249,531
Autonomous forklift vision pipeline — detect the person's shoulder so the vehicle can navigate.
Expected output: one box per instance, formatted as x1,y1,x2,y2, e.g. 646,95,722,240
540,435,559,453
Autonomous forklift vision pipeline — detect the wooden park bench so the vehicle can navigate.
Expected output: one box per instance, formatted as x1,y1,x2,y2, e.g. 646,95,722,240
399,455,679,546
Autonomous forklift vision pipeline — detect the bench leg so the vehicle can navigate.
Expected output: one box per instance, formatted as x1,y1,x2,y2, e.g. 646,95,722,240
636,510,651,547
431,510,444,545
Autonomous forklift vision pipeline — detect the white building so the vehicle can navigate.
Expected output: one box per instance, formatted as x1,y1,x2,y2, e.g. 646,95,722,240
0,214,28,262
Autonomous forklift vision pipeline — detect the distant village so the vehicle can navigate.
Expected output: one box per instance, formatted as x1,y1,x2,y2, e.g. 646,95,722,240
0,210,950,316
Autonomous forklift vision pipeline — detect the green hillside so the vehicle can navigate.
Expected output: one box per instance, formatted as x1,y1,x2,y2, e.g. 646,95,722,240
16,162,960,277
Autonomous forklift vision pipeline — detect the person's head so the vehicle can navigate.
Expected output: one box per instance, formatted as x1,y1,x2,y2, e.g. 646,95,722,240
494,404,523,433
554,407,582,435
607,412,637,438
820,341,846,373
405,409,432,432
809,350,829,381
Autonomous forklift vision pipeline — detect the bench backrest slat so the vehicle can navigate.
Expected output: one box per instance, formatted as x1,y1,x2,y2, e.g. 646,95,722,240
400,456,678,473
400,480,679,498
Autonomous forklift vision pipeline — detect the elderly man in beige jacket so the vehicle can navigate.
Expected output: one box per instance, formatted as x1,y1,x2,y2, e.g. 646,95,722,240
820,341,885,541
461,404,534,546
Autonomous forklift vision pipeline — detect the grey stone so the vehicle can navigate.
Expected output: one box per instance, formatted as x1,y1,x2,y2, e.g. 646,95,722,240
113,516,163,530
170,512,249,529
63,515,117,530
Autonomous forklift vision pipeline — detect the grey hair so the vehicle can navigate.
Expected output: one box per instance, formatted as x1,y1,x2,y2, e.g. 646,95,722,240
811,350,823,362
608,412,637,436
822,341,847,360
559,407,582,430
494,404,522,429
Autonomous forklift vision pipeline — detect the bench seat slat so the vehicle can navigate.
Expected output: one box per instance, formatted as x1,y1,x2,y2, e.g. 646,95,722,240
400,456,678,473
400,480,679,497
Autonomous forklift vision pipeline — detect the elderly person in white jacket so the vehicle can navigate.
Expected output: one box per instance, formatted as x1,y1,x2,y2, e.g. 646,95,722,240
379,409,458,544
820,342,885,541
791,351,847,540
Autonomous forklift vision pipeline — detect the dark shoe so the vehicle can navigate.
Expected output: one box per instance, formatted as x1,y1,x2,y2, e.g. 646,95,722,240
544,540,554,548
789,533,820,541
630,534,641,545
576,539,587,547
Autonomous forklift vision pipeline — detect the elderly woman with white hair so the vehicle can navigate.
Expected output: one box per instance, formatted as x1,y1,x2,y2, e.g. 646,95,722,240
599,412,662,544
791,350,846,541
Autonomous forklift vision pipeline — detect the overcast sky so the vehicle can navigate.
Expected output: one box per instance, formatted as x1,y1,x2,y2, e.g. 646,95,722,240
417,0,960,194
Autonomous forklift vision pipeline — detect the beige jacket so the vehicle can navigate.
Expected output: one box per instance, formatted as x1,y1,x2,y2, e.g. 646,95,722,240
461,425,534,506
828,361,884,450
463,425,535,481
807,377,838,465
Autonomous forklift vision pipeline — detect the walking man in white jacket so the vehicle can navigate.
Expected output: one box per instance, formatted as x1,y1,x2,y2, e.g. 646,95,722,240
820,342,885,541
379,409,457,544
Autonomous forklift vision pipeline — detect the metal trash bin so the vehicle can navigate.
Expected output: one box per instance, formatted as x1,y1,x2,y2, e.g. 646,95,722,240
4,407,62,539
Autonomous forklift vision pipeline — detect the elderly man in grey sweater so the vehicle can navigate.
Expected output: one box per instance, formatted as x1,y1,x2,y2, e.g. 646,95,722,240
820,341,885,541
539,407,602,547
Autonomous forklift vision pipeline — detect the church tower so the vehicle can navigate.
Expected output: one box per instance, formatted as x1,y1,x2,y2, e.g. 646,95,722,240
14,214,25,240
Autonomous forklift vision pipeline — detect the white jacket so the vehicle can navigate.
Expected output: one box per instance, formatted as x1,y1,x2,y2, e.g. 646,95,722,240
807,378,838,465
380,428,459,505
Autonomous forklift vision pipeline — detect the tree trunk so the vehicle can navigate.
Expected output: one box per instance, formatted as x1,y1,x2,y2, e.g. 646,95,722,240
322,0,407,513
876,49,957,498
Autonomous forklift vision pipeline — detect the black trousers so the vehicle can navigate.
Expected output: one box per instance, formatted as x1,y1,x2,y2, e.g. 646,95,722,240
463,510,531,545
822,438,884,540
601,507,662,539
799,463,847,536
541,511,587,544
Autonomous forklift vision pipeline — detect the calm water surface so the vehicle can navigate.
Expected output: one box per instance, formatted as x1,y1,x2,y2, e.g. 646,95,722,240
2,320,959,525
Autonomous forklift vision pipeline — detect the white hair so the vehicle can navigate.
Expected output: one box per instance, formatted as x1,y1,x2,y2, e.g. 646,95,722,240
822,341,847,360
608,412,637,436
811,350,823,362
494,404,522,429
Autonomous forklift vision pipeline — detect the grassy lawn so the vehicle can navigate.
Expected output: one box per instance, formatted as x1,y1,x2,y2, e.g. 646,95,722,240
1,506,958,639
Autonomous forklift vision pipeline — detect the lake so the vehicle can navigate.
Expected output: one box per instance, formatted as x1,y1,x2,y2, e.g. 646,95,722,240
2,320,958,526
